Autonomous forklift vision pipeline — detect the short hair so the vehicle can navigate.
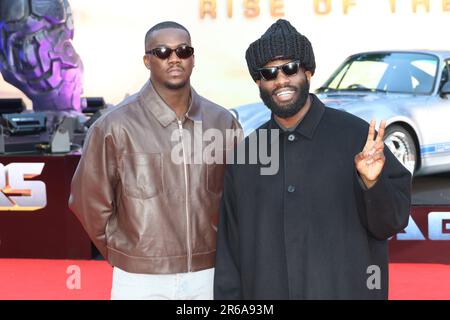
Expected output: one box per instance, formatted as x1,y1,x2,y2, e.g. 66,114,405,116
144,21,191,49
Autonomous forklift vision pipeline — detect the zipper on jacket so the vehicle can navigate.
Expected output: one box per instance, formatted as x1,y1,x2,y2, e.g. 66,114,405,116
178,119,192,272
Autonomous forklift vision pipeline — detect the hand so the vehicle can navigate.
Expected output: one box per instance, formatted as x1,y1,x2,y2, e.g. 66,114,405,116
355,119,386,189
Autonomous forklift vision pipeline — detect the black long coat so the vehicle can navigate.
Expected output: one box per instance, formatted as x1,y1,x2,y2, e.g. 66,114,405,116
214,95,411,300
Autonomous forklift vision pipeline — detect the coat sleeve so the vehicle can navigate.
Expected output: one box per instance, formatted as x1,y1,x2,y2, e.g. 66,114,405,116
214,165,242,299
68,122,118,259
355,145,412,240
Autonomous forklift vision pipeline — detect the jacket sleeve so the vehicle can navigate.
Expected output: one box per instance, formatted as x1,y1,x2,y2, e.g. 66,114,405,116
214,166,242,299
355,145,412,240
228,117,244,149
68,123,118,259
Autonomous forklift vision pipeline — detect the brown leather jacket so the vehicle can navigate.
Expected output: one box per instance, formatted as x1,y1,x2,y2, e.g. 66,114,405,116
69,81,241,274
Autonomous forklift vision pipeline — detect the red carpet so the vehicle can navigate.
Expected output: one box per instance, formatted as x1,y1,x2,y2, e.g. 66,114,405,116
0,259,449,300
0,259,112,300
389,263,450,300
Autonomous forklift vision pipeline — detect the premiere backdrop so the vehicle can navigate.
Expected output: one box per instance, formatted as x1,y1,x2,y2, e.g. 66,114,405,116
1,0,449,109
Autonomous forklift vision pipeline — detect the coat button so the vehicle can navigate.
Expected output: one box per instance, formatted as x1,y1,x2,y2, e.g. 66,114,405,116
288,134,296,142
287,185,296,193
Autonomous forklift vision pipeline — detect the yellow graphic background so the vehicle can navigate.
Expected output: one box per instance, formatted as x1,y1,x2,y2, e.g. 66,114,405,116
0,0,449,110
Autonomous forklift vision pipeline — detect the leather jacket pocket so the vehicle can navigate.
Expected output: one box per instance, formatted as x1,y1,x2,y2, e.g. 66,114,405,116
122,153,163,199
207,164,225,195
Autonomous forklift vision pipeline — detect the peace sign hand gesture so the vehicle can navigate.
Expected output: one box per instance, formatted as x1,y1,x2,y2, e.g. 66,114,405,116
354,119,386,189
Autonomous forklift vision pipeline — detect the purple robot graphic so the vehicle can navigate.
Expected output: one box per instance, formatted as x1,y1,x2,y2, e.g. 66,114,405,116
0,0,84,112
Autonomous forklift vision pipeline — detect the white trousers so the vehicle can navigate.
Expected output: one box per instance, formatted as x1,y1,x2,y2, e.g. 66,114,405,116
110,267,214,300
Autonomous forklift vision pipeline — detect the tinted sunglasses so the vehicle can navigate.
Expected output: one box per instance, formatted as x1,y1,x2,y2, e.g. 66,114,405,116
258,60,301,81
145,45,194,60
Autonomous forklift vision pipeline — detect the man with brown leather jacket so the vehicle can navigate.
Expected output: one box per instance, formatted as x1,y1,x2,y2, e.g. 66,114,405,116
69,21,240,300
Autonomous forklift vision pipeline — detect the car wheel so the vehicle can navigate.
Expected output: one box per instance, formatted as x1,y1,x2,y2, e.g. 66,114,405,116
383,125,417,174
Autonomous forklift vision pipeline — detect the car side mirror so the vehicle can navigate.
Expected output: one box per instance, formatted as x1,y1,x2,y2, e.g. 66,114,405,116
441,81,450,96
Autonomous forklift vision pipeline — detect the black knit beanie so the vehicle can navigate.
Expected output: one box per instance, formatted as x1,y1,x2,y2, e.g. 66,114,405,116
245,19,316,81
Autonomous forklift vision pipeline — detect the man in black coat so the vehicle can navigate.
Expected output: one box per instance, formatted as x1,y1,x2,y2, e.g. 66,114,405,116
213,19,411,300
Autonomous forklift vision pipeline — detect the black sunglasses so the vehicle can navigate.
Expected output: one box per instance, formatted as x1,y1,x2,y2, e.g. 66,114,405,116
145,45,194,60
258,60,301,81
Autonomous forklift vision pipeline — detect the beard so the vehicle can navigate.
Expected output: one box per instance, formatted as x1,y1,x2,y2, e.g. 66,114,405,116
164,80,188,90
259,79,310,119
